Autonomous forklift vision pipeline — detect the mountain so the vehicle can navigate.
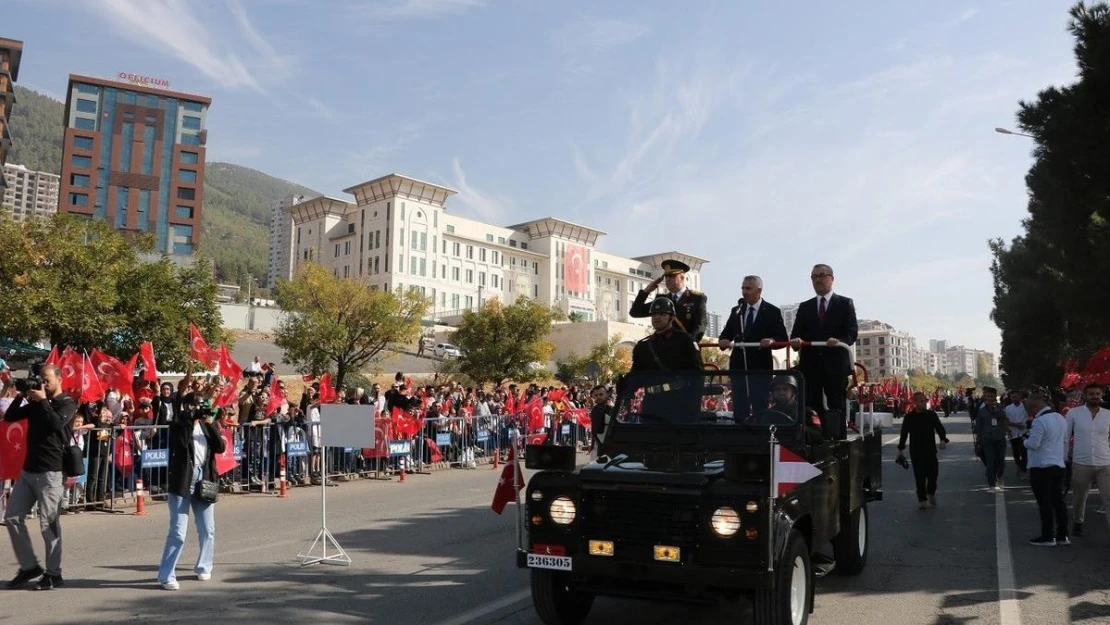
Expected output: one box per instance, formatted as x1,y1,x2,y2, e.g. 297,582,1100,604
6,86,319,287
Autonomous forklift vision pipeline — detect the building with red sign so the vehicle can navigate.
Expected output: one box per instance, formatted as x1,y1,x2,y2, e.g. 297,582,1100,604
57,74,210,259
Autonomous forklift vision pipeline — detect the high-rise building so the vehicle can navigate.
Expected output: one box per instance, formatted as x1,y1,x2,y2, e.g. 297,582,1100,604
705,311,721,340
285,173,708,333
0,37,24,188
929,339,948,354
58,74,210,260
944,345,978,377
2,163,59,221
268,193,307,287
856,319,915,379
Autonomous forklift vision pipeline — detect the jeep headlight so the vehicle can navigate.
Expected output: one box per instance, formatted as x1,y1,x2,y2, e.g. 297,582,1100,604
711,507,741,537
549,496,577,525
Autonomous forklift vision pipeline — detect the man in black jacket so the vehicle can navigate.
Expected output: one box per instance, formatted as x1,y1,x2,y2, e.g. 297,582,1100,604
789,263,859,439
897,392,949,509
718,275,789,416
628,298,704,423
629,259,708,342
3,364,78,590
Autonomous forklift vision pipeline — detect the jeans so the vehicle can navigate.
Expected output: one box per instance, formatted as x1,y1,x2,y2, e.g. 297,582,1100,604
1029,465,1067,540
981,439,1006,487
157,467,215,583
4,471,64,576
910,453,938,501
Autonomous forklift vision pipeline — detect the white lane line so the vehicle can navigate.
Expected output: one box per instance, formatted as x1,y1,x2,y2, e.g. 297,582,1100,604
429,588,531,625
995,477,1022,625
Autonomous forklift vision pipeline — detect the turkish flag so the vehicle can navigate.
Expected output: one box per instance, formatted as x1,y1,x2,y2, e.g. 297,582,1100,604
114,428,134,476
319,373,337,403
524,396,544,432
44,345,60,368
772,444,822,497
504,394,515,415
139,342,159,383
214,428,238,476
491,457,524,515
391,407,421,439
302,374,316,383
0,419,28,480
90,349,129,393
217,343,241,379
189,324,219,370
363,416,392,459
79,354,106,404
547,388,567,402
59,349,82,398
266,376,285,416
564,243,588,293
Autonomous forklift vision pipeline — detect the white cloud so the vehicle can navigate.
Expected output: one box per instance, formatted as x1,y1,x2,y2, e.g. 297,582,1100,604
950,8,980,25
86,0,288,93
552,16,651,79
569,141,598,182
303,96,343,123
356,0,484,20
451,159,509,223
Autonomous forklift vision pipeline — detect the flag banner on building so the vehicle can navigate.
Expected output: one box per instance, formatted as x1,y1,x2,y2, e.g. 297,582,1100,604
565,243,588,293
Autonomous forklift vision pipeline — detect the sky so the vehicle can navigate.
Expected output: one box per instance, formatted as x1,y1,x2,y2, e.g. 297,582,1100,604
6,0,1087,359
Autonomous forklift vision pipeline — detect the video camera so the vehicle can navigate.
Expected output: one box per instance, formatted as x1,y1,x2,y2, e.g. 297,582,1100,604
13,363,44,394
895,455,910,470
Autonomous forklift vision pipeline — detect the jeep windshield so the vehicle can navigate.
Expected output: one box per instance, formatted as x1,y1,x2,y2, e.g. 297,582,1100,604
613,370,806,428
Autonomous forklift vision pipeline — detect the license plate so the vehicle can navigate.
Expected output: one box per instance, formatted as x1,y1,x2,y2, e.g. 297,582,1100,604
527,554,572,571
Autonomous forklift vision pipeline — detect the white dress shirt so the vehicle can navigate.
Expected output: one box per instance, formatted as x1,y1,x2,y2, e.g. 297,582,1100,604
1024,408,1067,469
1067,405,1110,466
1003,403,1028,439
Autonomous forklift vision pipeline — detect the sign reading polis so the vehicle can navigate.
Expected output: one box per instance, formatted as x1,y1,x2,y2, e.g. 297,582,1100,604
117,72,171,89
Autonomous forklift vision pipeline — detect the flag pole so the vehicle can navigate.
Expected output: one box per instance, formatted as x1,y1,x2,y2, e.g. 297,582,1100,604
512,432,522,551
767,424,777,573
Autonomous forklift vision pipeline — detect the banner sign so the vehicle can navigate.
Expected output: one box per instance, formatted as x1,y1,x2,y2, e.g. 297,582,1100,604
389,441,411,457
141,448,169,469
435,433,452,447
287,441,308,458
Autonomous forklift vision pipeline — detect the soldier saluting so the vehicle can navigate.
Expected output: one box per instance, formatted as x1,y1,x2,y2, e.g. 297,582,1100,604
629,259,708,342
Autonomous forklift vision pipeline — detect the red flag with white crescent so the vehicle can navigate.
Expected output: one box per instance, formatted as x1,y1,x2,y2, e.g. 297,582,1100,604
0,419,28,480
214,428,238,475
44,345,60,368
525,396,544,431
564,244,588,293
772,443,822,497
79,353,106,404
59,349,82,398
319,373,337,403
139,342,159,383
189,324,219,369
265,375,285,416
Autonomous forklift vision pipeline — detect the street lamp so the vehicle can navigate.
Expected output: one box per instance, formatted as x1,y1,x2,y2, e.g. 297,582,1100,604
995,127,1034,138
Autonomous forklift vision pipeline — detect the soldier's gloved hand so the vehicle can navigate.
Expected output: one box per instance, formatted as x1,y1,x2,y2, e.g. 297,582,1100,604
718,338,732,350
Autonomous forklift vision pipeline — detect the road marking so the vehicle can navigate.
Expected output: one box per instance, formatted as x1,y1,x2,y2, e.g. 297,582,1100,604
995,477,1022,625
429,588,531,625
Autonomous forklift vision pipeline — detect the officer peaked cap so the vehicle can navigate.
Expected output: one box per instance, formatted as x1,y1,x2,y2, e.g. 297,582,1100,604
661,259,690,275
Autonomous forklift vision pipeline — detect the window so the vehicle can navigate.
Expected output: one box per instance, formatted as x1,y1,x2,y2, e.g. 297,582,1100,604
176,188,195,200
179,170,197,183
420,258,426,276
175,206,193,219
452,294,460,309
879,358,886,366
400,229,405,247
75,99,97,113
486,234,494,242
69,193,89,207
862,338,870,346
343,266,350,278
498,237,506,244
70,174,90,188
181,134,201,146
180,151,199,164
441,265,446,279
492,251,499,265
510,240,518,248
466,269,474,284
183,101,204,113
879,348,885,355
521,242,529,250
533,261,539,275
76,83,98,95
335,244,341,258
452,267,460,281
400,202,405,220
71,155,92,169
410,256,417,274
374,257,380,273
75,117,96,130
345,241,351,255
182,116,202,130
73,136,94,150
411,231,418,248
398,254,404,272
446,225,455,233
878,337,886,345
492,274,499,288
375,231,381,248
534,284,539,297
479,248,486,262
420,232,427,251
465,296,474,309
479,272,486,286
466,245,474,259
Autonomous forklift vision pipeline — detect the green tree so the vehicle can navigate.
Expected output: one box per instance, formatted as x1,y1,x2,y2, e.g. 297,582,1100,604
588,335,633,383
991,2,1110,388
449,298,558,386
0,214,226,370
274,263,428,387
554,353,589,385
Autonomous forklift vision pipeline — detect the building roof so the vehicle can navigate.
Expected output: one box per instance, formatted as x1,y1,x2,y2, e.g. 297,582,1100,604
287,195,355,224
64,74,211,125
344,173,457,207
631,251,710,271
505,217,606,245
0,38,24,82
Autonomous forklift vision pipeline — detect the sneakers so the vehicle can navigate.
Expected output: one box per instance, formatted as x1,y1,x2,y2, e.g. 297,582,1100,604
928,494,937,507
1073,522,1084,537
1056,536,1071,546
7,566,44,589
35,574,63,590
918,500,928,510
196,573,211,581
160,580,180,591
1028,537,1057,547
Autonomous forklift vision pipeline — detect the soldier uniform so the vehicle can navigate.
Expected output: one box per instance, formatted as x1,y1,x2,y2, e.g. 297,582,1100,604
627,298,704,423
629,259,708,342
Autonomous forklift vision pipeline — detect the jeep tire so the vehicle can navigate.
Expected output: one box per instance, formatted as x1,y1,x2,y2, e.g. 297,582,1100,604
531,569,595,625
753,529,811,625
832,501,869,575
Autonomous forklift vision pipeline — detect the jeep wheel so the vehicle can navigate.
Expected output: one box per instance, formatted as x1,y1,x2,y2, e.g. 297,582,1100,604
531,569,595,625
753,530,811,625
832,502,869,575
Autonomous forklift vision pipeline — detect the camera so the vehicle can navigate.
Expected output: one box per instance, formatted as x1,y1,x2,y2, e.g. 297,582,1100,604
13,363,44,394
895,455,910,470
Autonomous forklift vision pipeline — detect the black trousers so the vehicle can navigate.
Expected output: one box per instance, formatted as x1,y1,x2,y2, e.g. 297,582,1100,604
1009,438,1028,473
801,368,847,439
729,376,769,420
1029,465,1068,540
910,453,938,501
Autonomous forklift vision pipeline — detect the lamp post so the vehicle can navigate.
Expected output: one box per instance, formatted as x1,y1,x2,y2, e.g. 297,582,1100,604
994,127,1034,138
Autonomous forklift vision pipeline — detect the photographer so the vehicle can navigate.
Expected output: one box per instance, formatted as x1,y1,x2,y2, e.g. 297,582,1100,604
3,364,78,590
897,392,950,510
157,381,226,591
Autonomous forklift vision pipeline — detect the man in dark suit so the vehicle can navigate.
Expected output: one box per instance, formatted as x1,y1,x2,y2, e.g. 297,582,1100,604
718,275,789,417
629,259,708,342
789,263,859,439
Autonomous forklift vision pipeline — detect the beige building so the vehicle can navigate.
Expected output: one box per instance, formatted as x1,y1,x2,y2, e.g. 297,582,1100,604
2,163,59,221
285,173,708,334
856,320,915,379
268,193,307,287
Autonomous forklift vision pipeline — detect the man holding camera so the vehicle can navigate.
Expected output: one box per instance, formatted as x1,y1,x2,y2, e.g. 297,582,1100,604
897,392,950,509
3,364,78,590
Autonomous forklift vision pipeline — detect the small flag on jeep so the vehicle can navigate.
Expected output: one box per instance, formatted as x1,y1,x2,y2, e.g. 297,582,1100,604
772,444,822,497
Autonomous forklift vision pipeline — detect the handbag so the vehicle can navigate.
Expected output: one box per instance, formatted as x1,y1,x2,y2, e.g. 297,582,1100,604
193,479,219,504
62,417,85,478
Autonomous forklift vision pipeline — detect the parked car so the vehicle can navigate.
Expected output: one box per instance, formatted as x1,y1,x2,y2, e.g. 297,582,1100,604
434,343,462,359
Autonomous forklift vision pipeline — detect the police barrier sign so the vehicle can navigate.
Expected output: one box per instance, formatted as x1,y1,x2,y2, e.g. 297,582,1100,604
435,433,452,447
477,430,489,443
389,441,411,457
233,442,243,461
142,448,169,468
287,441,309,458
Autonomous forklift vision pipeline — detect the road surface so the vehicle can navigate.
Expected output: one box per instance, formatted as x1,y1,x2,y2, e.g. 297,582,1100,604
2,416,1108,624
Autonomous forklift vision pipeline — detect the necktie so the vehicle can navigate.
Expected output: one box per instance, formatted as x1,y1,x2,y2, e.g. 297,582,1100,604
745,307,755,333
818,297,827,325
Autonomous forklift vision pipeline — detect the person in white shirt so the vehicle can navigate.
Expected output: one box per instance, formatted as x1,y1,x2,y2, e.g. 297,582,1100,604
1004,390,1029,479
1023,388,1069,546
1065,383,1110,538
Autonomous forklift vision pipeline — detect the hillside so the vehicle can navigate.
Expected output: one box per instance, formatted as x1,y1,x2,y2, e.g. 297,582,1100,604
5,86,320,287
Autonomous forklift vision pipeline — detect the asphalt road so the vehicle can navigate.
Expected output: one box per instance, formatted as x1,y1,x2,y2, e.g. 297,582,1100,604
2,415,1108,624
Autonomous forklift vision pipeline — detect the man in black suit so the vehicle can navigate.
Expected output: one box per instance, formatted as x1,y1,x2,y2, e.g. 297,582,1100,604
629,259,708,342
718,275,789,417
789,263,859,439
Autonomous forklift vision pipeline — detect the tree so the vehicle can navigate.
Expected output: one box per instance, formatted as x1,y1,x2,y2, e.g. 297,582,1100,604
274,263,428,386
990,2,1110,388
448,298,559,386
587,335,633,383
554,353,589,385
0,213,225,370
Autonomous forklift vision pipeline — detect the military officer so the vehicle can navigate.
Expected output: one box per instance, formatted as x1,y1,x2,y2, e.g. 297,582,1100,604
626,298,703,423
629,259,708,342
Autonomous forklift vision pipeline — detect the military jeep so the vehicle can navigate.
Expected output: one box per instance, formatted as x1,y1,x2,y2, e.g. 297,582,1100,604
517,366,883,625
